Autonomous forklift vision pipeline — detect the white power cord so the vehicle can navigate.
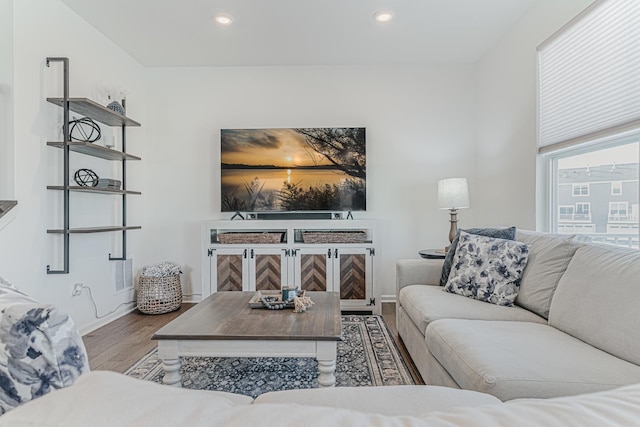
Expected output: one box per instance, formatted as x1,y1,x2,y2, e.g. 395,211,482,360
80,284,136,319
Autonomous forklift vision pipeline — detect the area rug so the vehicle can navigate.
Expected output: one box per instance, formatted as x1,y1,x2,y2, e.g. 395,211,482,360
125,315,414,397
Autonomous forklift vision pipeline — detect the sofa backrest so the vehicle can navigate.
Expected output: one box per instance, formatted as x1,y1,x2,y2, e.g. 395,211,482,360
514,230,581,319
548,244,640,366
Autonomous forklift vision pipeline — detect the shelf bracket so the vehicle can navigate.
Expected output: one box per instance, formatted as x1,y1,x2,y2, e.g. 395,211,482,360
46,57,70,274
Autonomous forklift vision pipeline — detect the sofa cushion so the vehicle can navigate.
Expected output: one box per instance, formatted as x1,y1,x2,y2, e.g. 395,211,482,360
0,277,89,414
514,230,581,319
426,319,640,401
440,227,516,286
548,243,640,366
255,385,500,416
399,285,546,336
444,232,529,306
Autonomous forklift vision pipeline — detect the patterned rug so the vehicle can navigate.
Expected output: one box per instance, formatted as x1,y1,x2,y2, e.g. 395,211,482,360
125,315,414,397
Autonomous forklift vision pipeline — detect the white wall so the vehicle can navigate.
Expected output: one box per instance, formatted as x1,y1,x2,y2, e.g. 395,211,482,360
143,65,477,300
0,0,147,333
1,0,597,333
0,0,14,203
474,0,593,228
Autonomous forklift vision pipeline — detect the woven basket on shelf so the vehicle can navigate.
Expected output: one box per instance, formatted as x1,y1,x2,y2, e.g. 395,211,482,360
218,232,283,244
301,231,367,244
137,274,182,315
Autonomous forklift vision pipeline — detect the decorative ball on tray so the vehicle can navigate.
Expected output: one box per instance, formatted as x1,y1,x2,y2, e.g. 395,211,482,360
74,169,98,187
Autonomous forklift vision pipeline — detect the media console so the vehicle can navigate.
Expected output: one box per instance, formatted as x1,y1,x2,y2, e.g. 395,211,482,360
201,219,380,314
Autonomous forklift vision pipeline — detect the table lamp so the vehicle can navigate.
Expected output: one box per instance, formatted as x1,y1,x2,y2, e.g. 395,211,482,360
438,178,470,252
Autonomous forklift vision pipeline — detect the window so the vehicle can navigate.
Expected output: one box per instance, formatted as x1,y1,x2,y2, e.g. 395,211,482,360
572,184,589,196
559,205,574,221
542,140,639,248
609,202,629,221
537,0,640,249
575,203,590,221
611,181,622,195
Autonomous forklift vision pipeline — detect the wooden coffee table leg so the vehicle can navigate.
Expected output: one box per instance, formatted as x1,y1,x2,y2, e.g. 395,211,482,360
317,341,337,388
157,340,182,387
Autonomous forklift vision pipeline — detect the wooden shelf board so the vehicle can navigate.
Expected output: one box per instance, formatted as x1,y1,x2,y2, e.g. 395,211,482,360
47,186,141,195
47,98,141,126
47,141,141,161
47,226,142,234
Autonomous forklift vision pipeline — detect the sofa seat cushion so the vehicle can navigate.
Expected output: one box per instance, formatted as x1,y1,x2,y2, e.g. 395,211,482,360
549,244,640,366
399,285,545,335
255,384,500,416
426,319,640,401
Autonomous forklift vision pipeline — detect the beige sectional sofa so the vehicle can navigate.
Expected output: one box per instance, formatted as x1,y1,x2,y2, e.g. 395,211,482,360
3,370,640,426
396,229,640,401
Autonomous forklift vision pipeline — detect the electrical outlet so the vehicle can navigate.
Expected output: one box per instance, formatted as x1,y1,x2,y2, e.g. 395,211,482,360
72,283,83,296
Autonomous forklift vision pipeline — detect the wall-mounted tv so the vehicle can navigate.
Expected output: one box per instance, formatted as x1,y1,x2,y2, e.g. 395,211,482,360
221,128,366,212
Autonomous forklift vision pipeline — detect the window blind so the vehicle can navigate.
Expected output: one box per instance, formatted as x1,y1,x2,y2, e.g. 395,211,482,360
537,0,640,153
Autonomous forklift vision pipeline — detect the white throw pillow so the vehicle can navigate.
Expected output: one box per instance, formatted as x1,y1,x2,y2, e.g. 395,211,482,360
444,231,530,306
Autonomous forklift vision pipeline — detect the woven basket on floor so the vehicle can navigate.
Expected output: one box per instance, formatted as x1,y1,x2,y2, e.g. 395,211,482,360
137,274,182,315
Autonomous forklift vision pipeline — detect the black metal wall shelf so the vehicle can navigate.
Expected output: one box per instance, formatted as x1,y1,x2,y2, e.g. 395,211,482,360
45,57,142,274
46,98,141,127
47,186,142,195
47,226,142,234
47,141,141,161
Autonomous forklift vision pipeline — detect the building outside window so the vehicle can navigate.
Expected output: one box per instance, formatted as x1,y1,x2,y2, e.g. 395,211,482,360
547,141,639,248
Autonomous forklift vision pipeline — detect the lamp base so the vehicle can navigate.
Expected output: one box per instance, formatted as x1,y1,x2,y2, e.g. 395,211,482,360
447,208,459,250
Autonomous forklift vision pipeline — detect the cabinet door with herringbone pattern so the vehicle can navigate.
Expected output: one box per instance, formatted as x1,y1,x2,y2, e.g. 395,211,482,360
340,254,366,300
300,254,327,291
217,255,243,291
255,254,282,291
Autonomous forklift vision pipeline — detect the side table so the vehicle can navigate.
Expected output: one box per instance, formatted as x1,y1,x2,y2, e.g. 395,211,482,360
418,249,446,259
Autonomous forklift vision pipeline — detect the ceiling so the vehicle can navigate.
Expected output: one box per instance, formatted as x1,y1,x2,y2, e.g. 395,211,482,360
60,0,537,67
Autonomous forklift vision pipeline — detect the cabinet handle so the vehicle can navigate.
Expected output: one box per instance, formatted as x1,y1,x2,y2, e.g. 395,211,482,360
250,249,255,258
327,249,332,258
283,249,290,257
334,248,339,258
243,249,247,258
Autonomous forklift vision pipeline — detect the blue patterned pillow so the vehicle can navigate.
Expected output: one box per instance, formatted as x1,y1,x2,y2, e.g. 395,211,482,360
0,276,89,414
443,231,530,306
439,226,516,286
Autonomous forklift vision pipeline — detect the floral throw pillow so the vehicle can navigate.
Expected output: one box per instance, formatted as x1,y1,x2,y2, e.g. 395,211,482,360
444,231,530,306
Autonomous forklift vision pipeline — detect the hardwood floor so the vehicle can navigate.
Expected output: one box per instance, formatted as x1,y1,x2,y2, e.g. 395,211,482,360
83,302,425,385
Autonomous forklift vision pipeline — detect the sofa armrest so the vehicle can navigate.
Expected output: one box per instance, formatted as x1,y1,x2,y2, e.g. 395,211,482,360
396,258,445,294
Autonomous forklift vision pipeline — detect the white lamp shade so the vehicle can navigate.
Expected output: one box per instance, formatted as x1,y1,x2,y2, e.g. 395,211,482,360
438,178,470,209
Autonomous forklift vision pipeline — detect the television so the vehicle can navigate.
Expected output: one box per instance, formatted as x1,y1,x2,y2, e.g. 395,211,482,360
221,127,366,212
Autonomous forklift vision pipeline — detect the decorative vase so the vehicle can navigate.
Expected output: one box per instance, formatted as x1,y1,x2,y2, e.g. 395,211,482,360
107,100,126,116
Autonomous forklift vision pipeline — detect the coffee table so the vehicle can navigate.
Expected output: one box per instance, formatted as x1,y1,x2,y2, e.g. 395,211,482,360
152,291,342,388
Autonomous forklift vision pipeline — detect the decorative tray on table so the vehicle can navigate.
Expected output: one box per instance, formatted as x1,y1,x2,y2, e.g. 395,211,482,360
248,290,306,309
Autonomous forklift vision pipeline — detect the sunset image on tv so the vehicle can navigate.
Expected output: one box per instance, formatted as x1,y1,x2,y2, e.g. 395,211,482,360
221,128,366,212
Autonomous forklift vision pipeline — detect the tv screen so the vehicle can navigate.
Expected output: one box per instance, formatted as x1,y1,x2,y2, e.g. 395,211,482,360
221,127,366,212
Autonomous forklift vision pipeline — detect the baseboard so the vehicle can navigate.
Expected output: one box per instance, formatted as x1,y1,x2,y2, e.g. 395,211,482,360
381,294,396,303
79,306,137,336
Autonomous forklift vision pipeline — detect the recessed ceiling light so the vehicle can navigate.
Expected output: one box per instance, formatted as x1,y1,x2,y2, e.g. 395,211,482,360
373,10,393,24
214,13,234,26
